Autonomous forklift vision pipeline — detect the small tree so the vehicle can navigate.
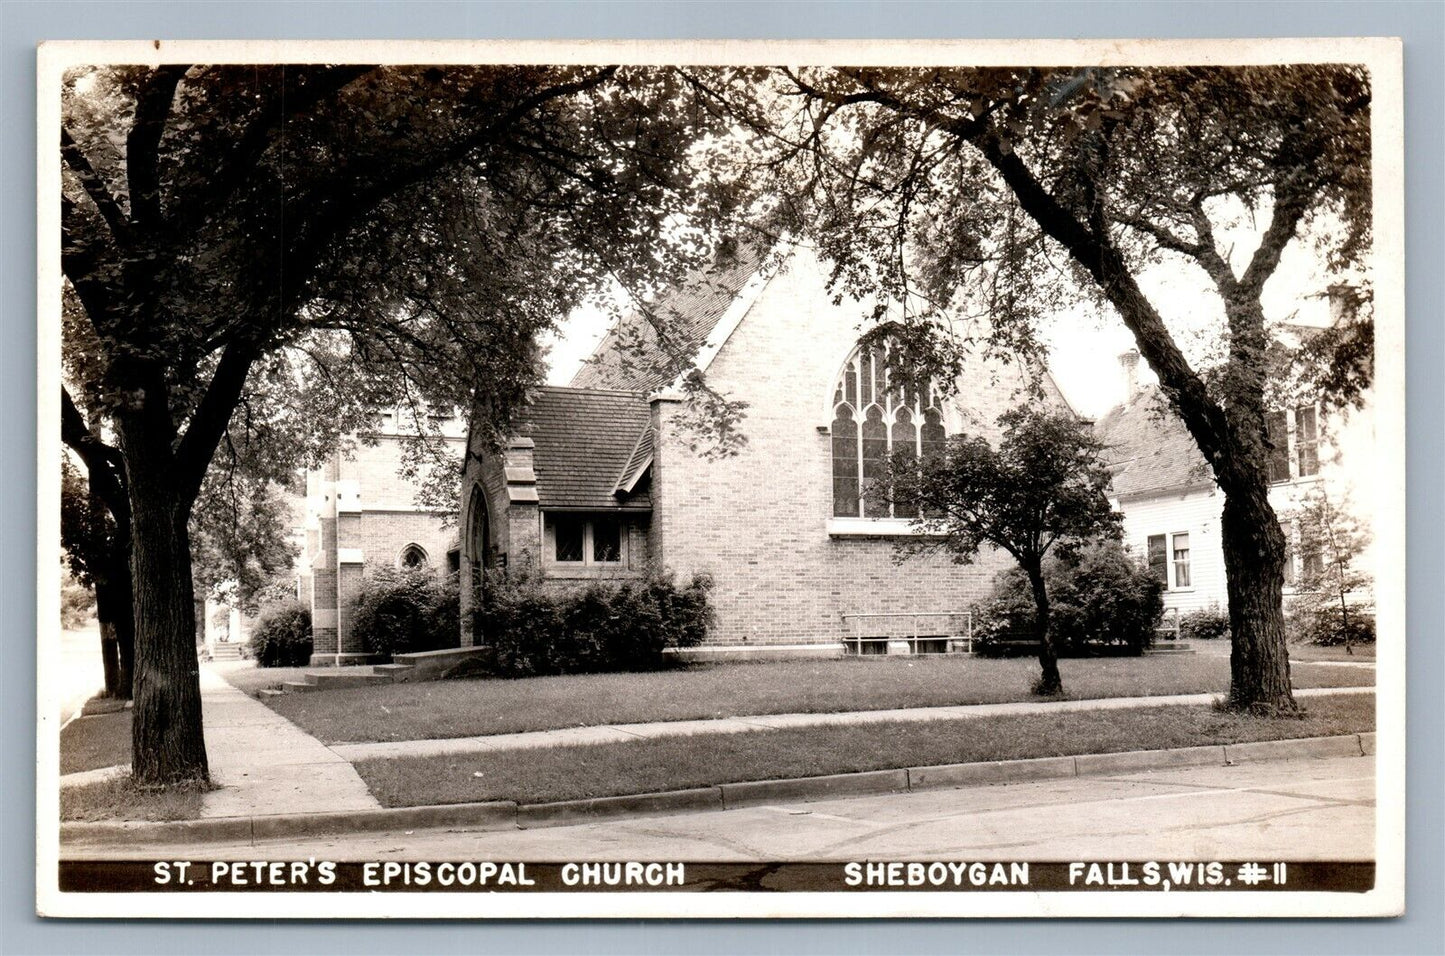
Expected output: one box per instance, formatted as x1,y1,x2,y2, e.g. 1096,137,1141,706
1293,486,1373,654
893,407,1122,695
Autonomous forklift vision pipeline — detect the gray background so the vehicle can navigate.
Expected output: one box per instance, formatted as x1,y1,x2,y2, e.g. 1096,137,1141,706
2,2,1439,953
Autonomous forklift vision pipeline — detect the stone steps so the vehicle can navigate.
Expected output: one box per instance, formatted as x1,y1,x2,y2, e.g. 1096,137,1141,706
209,643,245,660
281,660,415,693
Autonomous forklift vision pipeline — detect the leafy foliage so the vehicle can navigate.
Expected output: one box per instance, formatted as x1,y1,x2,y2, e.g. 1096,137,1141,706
350,569,461,658
897,406,1122,566
890,406,1121,694
1286,487,1374,649
248,600,313,668
1178,608,1232,642
973,541,1163,657
480,572,713,678
1289,608,1376,647
61,570,97,628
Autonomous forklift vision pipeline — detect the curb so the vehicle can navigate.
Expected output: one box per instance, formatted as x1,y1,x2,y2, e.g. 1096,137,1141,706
60,732,1374,848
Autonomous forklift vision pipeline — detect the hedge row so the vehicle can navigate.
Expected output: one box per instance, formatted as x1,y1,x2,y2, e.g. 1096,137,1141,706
479,572,713,677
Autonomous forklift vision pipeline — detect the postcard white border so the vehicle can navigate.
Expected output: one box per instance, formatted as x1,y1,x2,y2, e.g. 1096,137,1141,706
35,36,1406,921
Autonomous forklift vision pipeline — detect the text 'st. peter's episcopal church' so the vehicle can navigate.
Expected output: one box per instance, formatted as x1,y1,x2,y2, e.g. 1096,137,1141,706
458,245,1075,658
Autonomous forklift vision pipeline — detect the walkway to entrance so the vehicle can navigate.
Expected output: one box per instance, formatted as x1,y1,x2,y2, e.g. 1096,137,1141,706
198,665,380,819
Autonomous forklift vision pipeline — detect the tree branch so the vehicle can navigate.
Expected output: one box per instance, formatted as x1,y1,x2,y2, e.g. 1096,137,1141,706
969,125,1232,463
61,126,129,245
125,65,188,229
173,339,259,504
1239,176,1312,294
60,386,130,527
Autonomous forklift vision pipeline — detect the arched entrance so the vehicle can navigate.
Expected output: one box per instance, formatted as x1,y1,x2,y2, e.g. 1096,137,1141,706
464,484,491,645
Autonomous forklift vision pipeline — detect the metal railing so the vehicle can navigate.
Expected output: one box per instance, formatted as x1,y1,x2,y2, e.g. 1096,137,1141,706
1156,607,1182,642
840,611,973,655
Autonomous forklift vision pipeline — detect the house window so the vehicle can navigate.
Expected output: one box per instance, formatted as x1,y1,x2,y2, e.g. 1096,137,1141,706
548,514,624,566
1265,411,1291,483
553,516,585,562
1301,539,1324,581
1147,534,1168,585
1266,405,1321,483
1148,532,1191,590
592,517,622,563
1171,533,1191,588
399,544,429,569
830,340,946,518
1295,405,1319,478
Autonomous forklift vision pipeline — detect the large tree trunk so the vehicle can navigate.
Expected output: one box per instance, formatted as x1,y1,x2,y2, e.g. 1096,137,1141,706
1025,562,1063,696
1220,482,1298,714
94,578,123,698
125,445,209,786
92,544,135,699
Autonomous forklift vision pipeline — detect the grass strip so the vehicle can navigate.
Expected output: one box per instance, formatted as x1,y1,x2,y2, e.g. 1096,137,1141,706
262,654,1373,744
352,693,1374,808
60,776,207,823
60,708,131,776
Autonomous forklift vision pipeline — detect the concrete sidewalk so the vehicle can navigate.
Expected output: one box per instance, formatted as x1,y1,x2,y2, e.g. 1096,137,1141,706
329,685,1375,763
199,665,380,818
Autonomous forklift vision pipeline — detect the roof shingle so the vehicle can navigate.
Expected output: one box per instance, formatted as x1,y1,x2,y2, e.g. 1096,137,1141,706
1095,386,1215,498
512,386,652,511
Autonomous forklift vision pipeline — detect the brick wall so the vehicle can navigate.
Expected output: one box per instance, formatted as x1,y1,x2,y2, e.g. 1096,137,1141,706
651,247,1071,646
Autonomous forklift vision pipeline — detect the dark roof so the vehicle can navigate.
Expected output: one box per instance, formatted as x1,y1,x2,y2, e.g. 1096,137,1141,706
570,244,765,391
513,386,652,511
1095,386,1215,498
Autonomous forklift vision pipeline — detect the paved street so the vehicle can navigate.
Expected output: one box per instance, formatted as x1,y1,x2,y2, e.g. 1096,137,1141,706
68,753,1374,863
57,624,106,725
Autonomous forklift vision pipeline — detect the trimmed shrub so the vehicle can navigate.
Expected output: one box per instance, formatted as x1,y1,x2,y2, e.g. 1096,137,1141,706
1178,608,1231,642
973,540,1164,657
249,600,313,667
479,571,713,677
350,569,460,657
1290,606,1376,646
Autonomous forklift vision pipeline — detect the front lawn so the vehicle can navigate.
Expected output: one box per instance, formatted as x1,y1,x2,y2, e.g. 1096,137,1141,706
61,707,131,775
1287,642,1377,663
353,692,1375,807
265,654,1374,745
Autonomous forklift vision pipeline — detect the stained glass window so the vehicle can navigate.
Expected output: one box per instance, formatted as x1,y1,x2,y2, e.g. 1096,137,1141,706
830,340,946,518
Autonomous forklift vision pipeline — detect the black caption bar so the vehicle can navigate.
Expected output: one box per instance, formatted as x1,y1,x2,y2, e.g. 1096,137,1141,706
60,861,1375,894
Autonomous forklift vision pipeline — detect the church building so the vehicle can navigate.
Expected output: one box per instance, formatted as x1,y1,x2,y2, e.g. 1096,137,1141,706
458,245,1075,658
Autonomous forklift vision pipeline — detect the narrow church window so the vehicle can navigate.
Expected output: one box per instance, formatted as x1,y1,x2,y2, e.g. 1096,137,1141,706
400,544,429,569
830,339,947,518
831,406,859,516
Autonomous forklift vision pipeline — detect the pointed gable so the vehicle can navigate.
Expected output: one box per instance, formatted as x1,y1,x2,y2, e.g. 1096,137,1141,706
570,244,766,392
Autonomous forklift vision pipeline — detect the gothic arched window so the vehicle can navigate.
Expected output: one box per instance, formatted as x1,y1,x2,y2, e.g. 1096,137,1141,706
400,544,429,569
830,341,946,518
